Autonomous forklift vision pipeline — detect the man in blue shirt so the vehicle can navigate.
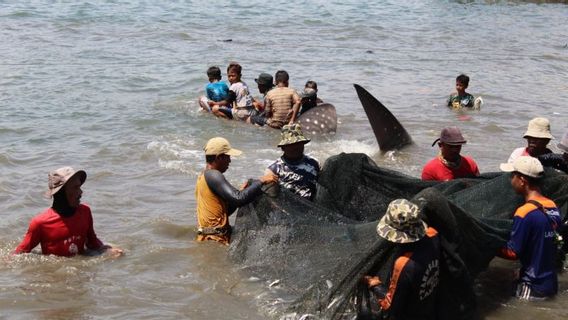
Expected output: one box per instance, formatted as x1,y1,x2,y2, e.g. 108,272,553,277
498,156,561,300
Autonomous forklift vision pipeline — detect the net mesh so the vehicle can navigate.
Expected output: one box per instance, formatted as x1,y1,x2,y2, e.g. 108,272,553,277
229,153,568,319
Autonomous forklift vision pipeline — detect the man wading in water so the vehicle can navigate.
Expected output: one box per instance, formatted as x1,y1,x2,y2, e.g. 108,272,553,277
195,137,278,245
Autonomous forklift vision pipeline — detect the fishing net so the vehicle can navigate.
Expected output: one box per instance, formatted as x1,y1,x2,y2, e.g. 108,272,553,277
229,153,568,320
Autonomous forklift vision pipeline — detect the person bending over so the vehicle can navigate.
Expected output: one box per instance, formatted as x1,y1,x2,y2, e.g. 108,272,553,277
195,137,278,245
363,199,441,320
266,124,319,201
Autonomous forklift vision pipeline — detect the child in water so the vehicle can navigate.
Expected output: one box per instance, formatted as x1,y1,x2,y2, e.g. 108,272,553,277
299,80,323,116
208,63,256,121
200,66,231,118
447,74,475,110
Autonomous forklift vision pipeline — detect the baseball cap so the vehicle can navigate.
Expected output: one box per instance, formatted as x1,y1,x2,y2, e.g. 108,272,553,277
204,137,242,156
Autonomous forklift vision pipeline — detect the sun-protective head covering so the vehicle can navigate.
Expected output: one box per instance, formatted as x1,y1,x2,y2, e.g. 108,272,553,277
277,123,311,147
523,117,553,140
376,199,428,244
46,167,87,197
254,73,274,87
432,126,467,147
204,137,242,156
500,156,544,178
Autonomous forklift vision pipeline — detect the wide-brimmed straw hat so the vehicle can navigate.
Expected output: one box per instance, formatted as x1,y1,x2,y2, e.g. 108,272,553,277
431,126,467,147
557,130,568,153
523,117,553,140
277,124,311,147
46,167,87,197
204,137,242,156
500,156,544,178
377,199,428,244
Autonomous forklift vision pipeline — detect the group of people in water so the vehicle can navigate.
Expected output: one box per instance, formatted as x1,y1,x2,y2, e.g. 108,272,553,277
11,69,568,319
199,62,322,129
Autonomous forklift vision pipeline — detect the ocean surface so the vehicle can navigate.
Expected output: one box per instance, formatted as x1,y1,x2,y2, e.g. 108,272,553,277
1,1,568,319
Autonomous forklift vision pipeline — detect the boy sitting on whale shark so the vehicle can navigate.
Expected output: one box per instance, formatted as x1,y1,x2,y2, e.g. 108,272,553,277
208,63,257,121
249,70,301,129
199,66,231,118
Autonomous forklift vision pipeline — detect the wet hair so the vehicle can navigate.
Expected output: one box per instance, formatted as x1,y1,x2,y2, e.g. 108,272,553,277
205,155,217,163
456,74,470,86
52,185,76,217
275,70,289,84
227,62,242,75
305,80,318,91
206,66,222,80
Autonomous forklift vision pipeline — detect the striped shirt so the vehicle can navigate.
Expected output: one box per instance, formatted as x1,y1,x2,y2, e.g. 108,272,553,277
265,87,300,128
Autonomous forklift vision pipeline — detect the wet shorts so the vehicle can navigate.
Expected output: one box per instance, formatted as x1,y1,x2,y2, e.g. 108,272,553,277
249,113,267,126
232,107,257,121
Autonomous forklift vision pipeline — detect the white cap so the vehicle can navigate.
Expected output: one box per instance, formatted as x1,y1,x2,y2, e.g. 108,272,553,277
500,156,544,178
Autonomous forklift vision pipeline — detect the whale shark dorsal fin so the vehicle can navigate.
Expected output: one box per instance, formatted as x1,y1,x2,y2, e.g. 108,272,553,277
354,84,413,151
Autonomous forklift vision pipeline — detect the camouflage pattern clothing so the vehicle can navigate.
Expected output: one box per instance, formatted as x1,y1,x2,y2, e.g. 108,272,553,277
447,92,475,109
377,199,428,244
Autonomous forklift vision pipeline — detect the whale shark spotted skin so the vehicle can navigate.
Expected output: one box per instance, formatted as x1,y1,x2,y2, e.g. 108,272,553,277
296,103,337,135
354,84,413,152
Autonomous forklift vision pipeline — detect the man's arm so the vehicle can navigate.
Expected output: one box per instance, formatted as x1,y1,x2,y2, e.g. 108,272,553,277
538,153,568,173
204,170,264,211
288,91,302,124
208,90,236,107
14,218,41,254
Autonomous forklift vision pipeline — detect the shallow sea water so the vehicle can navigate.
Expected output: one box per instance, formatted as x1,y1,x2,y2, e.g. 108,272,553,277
1,1,568,319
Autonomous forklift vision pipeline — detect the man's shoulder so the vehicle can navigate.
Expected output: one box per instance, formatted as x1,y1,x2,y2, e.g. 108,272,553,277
514,202,540,219
303,155,320,167
423,157,442,169
268,87,296,97
31,208,57,223
461,155,478,166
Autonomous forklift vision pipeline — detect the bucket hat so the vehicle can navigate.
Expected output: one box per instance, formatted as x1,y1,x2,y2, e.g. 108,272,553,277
557,130,568,153
46,167,87,197
500,156,544,178
432,126,467,147
254,73,274,87
204,137,242,156
377,199,428,244
277,124,311,147
523,117,553,139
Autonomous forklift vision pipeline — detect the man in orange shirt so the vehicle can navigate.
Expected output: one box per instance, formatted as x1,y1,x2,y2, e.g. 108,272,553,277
195,137,277,245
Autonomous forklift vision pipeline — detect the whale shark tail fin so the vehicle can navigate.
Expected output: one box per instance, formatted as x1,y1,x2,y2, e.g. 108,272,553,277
354,84,413,151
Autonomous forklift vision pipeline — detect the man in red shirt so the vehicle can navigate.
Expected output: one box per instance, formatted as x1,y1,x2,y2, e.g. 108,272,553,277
14,167,123,257
421,126,480,181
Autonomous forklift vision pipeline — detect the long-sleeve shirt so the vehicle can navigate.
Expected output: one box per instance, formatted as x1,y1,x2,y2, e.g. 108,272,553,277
15,204,103,257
